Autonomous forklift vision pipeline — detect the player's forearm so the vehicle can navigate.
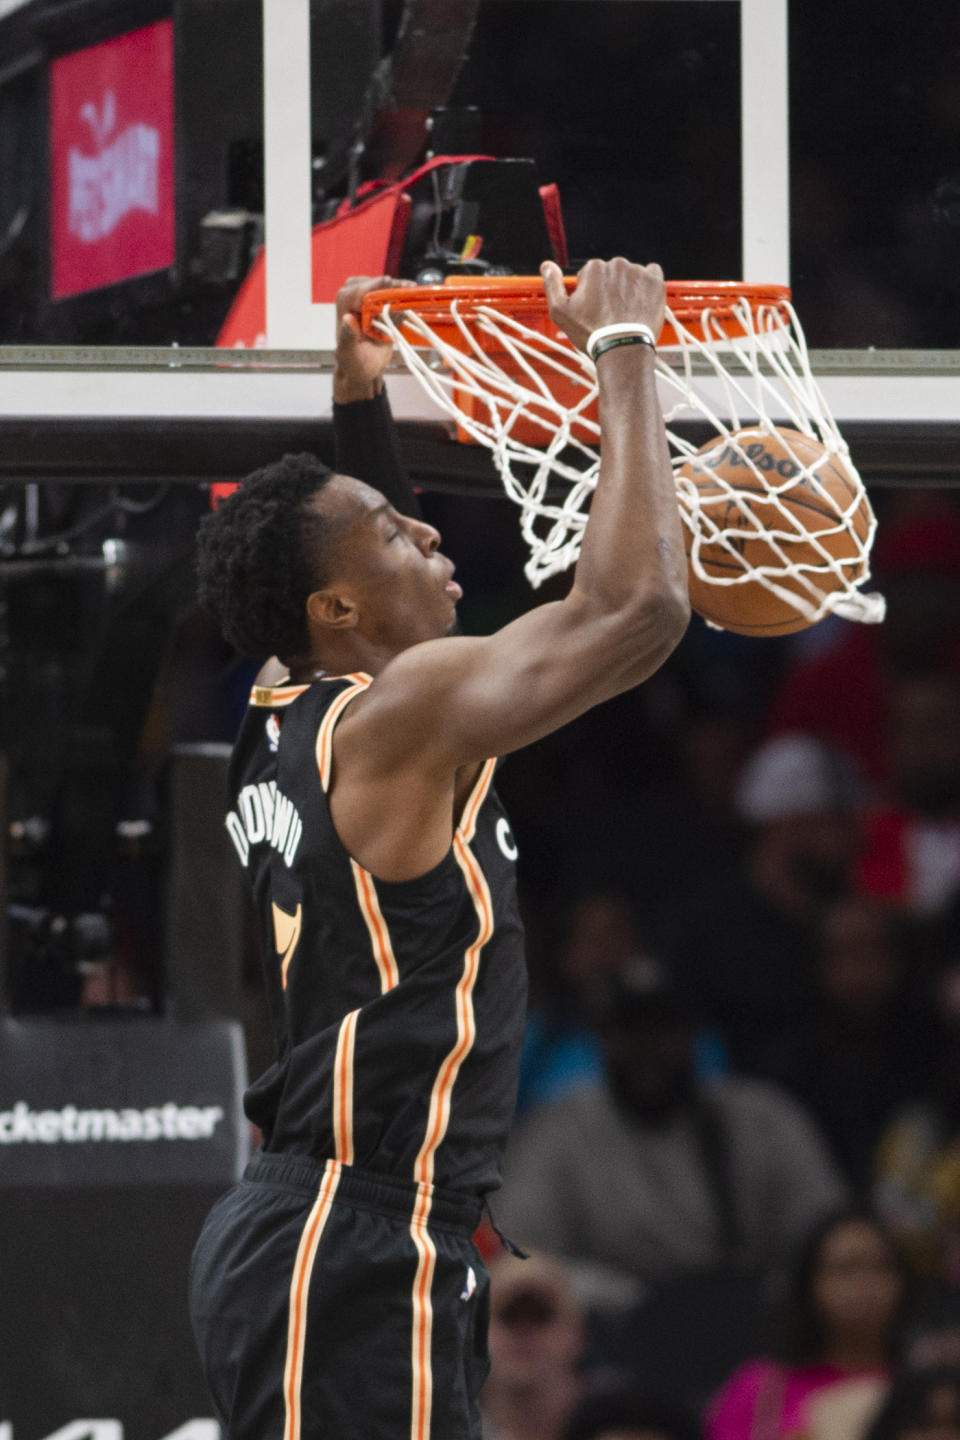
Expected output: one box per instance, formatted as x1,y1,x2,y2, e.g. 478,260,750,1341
571,344,689,634
332,390,423,520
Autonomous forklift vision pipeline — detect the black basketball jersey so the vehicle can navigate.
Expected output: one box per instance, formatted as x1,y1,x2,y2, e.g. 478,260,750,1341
225,672,527,1198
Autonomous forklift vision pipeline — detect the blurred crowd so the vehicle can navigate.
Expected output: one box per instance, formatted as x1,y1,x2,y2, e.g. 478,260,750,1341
469,487,960,1439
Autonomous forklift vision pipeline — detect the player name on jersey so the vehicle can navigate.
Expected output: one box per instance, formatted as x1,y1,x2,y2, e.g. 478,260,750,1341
225,779,303,868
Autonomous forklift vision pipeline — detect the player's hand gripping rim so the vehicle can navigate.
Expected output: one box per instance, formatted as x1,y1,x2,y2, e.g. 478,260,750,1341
541,256,666,357
333,274,416,404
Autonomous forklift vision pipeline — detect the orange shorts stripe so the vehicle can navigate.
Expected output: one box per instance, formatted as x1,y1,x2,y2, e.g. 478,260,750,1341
282,1160,342,1440
408,1184,437,1440
405,824,492,1439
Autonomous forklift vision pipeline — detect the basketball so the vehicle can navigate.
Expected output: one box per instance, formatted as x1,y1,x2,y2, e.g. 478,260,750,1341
677,426,873,637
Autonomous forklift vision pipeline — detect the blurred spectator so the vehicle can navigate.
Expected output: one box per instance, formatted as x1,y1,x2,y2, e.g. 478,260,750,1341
496,958,848,1313
800,1378,897,1440
903,1292,960,1371
765,500,960,784
620,699,751,952
666,732,865,1071
707,1210,908,1440
875,1035,960,1283
862,1366,960,1440
758,897,935,1191
517,892,637,1116
860,673,960,921
518,891,726,1119
562,1386,703,1440
482,1253,586,1440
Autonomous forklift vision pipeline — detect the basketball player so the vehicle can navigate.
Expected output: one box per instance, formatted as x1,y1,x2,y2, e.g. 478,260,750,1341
189,257,689,1440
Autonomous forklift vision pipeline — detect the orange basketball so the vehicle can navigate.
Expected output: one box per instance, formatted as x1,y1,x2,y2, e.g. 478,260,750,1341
677,426,873,637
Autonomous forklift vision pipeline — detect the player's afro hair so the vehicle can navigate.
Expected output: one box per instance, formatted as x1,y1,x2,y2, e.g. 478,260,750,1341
196,452,336,660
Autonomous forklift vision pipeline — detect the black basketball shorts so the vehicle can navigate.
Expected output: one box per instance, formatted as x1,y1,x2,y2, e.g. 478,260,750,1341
189,1151,490,1440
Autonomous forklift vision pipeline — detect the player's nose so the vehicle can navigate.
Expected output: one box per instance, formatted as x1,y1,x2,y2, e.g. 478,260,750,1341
411,518,441,555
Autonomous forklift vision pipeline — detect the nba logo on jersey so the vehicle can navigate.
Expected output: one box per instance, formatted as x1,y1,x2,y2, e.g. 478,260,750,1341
460,1265,477,1302
266,713,281,752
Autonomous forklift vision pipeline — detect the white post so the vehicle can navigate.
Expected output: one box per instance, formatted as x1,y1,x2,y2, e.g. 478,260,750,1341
262,0,336,348
740,0,791,285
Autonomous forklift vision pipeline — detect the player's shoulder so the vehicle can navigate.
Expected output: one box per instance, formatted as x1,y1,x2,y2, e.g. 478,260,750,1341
237,671,370,782
356,634,487,708
333,636,487,768
245,668,369,712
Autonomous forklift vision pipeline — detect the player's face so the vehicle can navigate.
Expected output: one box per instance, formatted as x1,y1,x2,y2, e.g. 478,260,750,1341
312,475,462,650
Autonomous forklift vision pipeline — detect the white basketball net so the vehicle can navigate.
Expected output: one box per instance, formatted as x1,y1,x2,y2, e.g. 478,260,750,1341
372,293,886,627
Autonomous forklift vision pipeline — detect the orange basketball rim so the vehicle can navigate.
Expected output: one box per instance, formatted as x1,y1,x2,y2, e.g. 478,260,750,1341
361,274,885,632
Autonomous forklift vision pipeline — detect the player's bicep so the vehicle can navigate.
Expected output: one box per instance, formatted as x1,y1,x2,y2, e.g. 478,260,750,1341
444,608,630,758
351,594,666,769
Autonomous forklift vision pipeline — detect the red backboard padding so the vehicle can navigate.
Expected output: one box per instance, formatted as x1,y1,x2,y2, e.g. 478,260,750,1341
216,154,494,350
217,186,412,349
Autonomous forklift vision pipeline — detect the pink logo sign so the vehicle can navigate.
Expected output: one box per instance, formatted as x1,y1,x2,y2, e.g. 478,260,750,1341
50,20,175,300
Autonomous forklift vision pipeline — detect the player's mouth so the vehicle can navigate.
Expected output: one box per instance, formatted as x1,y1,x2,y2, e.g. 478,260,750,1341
443,563,462,601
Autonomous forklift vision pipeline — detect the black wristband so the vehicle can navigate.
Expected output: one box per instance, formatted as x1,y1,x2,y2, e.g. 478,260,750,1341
333,389,422,519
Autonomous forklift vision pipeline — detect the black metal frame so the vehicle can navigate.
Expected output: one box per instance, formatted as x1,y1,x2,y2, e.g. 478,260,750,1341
0,414,957,495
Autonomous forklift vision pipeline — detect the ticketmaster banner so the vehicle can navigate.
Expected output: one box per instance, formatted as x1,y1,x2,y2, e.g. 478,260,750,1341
0,1016,248,1185
0,1018,246,1436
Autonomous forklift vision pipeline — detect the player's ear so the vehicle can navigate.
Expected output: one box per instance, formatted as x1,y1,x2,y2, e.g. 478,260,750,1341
306,588,359,630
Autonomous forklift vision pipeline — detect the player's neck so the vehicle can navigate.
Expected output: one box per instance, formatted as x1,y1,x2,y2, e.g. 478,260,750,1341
286,637,399,683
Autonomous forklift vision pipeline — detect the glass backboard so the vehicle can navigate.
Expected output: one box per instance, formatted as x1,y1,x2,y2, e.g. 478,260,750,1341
0,0,956,485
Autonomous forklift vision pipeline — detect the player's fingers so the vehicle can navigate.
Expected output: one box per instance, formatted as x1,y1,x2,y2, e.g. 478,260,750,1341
336,275,397,320
339,311,391,347
341,274,392,292
645,262,665,282
540,260,566,314
338,312,366,348
355,274,413,299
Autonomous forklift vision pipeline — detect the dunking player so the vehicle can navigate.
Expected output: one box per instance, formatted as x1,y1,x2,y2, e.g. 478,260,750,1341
189,258,689,1440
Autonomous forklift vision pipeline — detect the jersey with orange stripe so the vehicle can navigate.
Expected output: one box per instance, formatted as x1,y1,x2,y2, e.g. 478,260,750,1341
226,672,527,1197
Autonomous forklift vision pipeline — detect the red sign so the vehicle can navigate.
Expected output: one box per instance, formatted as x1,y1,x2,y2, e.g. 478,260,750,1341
49,20,175,300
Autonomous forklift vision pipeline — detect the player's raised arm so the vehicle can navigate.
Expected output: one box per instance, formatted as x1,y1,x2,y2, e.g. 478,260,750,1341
340,257,690,769
332,275,423,520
